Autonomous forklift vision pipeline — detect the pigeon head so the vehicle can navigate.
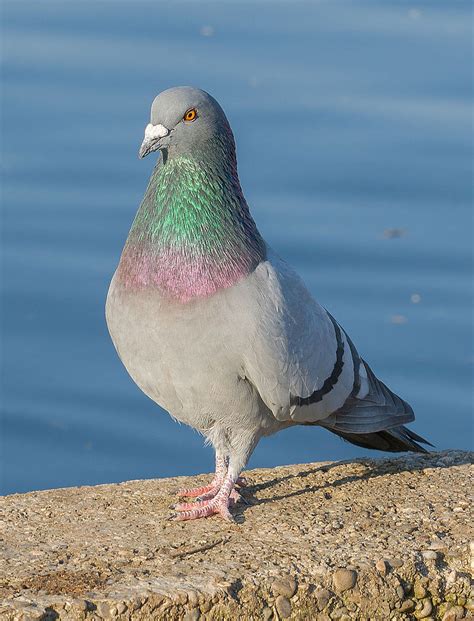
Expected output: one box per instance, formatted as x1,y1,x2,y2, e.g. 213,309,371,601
139,86,234,160
121,87,266,301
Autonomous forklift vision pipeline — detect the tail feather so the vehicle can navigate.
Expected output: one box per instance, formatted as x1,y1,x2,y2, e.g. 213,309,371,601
327,424,433,454
322,360,415,434
316,358,432,452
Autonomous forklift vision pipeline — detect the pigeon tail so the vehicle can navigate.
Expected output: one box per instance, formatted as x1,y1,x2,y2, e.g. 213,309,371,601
323,424,433,453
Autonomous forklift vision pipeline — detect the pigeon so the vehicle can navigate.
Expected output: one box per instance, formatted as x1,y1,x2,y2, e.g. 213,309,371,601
106,86,431,521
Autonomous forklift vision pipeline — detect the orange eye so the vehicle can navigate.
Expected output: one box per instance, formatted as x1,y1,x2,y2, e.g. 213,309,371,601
183,108,197,122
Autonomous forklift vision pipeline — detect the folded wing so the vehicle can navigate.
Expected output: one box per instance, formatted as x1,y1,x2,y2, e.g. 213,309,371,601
243,252,419,440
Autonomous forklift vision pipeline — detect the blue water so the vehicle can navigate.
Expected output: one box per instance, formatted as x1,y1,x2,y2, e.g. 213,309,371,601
1,2,472,495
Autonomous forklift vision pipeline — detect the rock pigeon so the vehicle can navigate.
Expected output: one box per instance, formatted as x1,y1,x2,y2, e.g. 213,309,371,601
106,86,431,521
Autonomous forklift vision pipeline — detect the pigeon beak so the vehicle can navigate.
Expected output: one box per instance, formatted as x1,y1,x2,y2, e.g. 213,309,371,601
139,123,170,159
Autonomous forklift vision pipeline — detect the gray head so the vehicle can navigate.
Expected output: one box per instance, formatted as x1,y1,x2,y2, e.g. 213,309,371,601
139,86,235,160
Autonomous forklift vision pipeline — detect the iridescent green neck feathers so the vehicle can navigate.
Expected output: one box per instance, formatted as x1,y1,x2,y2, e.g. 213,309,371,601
118,150,266,302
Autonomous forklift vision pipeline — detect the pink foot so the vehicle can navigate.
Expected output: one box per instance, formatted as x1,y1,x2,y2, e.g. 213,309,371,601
177,475,247,499
172,496,234,522
174,498,211,511
177,483,218,498
196,486,220,501
229,488,243,504
171,473,239,522
175,487,242,512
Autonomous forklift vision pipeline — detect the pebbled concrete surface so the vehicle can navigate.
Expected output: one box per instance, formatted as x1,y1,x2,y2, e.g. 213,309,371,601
0,451,473,620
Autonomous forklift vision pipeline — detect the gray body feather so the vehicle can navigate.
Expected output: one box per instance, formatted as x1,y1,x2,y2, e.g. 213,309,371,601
106,247,430,467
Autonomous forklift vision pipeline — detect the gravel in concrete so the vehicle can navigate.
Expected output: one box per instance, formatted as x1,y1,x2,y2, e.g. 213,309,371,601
0,451,472,620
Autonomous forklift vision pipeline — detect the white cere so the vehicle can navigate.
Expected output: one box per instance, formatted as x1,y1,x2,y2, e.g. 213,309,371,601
144,123,169,140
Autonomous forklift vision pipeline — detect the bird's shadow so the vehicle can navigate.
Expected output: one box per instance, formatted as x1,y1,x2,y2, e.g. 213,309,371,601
232,452,472,524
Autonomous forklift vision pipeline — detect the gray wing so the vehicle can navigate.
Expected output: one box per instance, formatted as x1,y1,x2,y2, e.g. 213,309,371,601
322,353,414,433
241,250,414,432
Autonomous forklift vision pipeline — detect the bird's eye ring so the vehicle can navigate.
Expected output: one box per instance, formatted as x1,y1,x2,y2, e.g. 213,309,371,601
183,108,197,122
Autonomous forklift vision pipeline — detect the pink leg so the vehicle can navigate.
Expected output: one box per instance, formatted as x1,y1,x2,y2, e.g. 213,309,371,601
172,473,237,521
177,455,227,498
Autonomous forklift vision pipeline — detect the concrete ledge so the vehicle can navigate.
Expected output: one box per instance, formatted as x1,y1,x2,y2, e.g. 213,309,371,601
1,451,472,620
